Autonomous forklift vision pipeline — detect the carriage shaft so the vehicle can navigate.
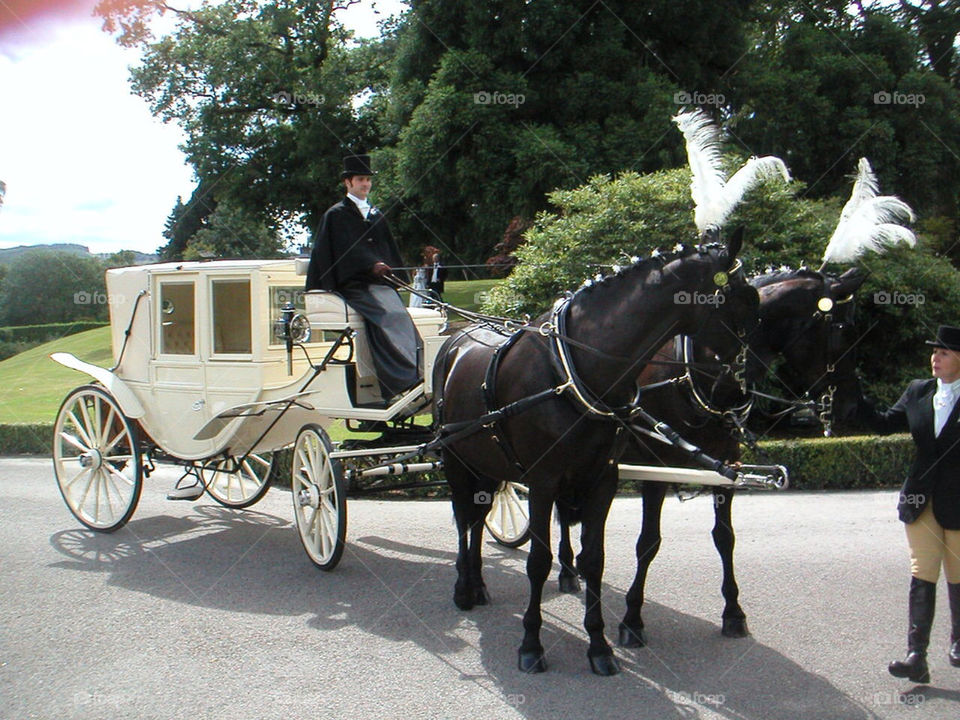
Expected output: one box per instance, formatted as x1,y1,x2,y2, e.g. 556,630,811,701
345,460,443,481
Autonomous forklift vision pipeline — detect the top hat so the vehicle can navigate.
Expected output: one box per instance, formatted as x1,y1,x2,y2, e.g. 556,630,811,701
341,154,375,179
925,325,960,351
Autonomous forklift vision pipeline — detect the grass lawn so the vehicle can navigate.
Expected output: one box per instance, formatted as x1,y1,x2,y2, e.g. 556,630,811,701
0,326,113,425
0,279,501,428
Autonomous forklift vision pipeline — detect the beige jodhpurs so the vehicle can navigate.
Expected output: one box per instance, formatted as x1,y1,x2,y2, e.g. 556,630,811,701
906,503,960,583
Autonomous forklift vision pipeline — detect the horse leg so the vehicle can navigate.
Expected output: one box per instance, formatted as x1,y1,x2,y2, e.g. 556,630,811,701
618,481,666,648
518,490,553,673
469,498,491,606
713,487,748,637
555,501,582,593
447,455,490,611
578,466,619,675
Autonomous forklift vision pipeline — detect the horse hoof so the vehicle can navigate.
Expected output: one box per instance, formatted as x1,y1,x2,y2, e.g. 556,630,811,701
617,624,647,648
454,589,474,611
473,586,491,606
721,617,749,638
518,650,548,673
558,574,581,594
589,652,621,676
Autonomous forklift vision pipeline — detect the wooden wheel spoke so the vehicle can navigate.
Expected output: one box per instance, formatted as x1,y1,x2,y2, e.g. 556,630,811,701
103,462,134,488
78,400,98,448
65,410,94,449
59,430,89,454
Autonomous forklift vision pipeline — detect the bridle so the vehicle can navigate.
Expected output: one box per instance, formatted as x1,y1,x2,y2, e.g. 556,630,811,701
749,288,857,437
549,255,749,422
806,293,857,437
675,333,753,426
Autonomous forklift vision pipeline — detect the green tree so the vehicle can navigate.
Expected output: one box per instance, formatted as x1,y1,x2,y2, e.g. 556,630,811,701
731,9,960,224
0,251,107,325
96,0,388,252
182,199,286,259
887,0,960,86
160,180,218,260
379,0,757,266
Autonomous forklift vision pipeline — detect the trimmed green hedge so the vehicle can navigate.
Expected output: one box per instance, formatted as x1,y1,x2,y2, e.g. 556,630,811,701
0,424,53,455
742,434,913,490
2,425,913,493
0,321,108,343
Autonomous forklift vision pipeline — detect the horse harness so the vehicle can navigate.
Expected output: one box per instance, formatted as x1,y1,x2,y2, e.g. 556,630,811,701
794,292,856,437
438,290,746,482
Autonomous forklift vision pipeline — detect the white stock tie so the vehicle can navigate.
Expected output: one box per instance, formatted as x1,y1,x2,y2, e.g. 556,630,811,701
934,382,957,436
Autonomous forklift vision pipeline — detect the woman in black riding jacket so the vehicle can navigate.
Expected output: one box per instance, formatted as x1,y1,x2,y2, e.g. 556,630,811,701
858,324,960,685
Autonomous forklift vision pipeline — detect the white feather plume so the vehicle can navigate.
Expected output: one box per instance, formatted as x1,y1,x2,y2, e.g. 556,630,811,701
673,109,791,233
821,158,916,265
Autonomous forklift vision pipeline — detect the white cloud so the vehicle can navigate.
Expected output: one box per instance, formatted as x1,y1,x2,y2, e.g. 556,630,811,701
0,0,408,255
0,19,195,254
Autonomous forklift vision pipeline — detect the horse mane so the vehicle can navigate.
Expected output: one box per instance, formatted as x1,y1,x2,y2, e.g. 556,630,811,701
751,267,824,289
575,243,722,298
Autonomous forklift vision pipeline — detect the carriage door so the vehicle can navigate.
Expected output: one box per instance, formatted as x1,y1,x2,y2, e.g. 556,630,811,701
204,277,260,441
147,276,215,458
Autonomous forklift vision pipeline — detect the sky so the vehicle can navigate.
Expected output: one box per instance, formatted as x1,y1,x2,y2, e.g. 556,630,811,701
0,0,406,255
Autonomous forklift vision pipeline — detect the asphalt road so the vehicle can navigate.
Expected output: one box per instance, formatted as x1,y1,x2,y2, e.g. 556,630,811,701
2,456,959,720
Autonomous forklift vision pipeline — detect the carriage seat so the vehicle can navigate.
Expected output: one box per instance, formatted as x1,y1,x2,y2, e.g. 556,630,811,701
304,289,365,330
304,290,377,386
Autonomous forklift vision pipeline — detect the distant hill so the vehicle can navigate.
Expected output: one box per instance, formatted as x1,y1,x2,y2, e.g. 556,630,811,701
0,244,158,265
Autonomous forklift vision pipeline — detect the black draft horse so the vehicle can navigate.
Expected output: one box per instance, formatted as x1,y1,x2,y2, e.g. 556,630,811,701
433,233,759,675
748,267,867,436
565,266,866,649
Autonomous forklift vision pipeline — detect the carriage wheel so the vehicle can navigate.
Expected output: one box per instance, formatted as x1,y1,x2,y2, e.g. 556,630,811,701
292,424,347,571
485,480,530,548
52,385,143,533
202,452,276,509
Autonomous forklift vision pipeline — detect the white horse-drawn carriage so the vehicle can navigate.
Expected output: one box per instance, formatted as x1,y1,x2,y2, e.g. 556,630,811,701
50,258,529,569
51,257,785,572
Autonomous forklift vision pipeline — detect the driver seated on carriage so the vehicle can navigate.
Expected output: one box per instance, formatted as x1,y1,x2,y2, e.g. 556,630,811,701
304,154,423,404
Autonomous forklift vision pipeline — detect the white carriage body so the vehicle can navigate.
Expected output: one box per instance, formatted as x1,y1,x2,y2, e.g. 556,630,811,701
62,258,446,460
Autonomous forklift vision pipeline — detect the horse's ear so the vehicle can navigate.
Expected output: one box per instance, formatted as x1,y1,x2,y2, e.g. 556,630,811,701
725,226,744,264
830,266,867,298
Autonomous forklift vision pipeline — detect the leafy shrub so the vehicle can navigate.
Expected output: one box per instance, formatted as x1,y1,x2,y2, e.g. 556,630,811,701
853,245,960,404
482,164,960,406
483,165,836,318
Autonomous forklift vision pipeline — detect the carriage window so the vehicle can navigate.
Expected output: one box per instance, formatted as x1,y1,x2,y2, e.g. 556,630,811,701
160,282,195,355
212,280,252,354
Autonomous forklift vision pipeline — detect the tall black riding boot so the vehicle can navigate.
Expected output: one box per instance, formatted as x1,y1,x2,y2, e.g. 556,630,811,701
948,582,960,667
889,577,936,684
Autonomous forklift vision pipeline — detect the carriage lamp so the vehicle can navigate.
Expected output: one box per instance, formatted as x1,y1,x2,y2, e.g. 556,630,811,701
273,302,312,375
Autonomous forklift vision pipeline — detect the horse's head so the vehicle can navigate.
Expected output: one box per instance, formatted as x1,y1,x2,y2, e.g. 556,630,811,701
674,227,761,370
749,266,866,432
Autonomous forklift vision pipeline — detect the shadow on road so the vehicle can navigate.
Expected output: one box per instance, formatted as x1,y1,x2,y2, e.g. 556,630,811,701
48,511,884,719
